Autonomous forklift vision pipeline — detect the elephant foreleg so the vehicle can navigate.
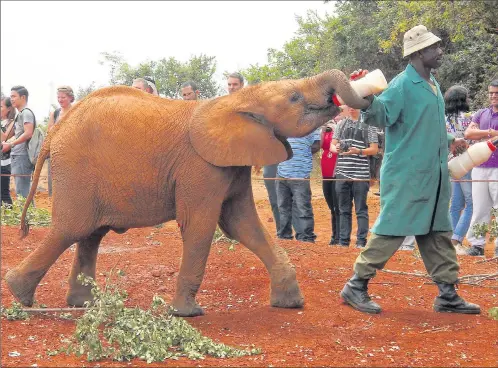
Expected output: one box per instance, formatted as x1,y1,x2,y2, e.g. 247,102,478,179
219,185,304,309
5,229,76,307
66,227,109,307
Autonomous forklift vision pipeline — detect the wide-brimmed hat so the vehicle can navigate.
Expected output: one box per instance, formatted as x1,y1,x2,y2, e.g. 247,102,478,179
403,25,441,58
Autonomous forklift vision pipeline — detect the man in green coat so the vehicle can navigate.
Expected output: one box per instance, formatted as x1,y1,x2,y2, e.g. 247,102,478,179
340,25,481,315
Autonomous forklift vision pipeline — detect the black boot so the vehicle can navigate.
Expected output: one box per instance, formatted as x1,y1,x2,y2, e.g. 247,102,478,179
340,274,381,314
433,283,481,314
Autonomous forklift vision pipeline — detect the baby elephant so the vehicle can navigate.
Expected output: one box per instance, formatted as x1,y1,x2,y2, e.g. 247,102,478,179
5,70,369,316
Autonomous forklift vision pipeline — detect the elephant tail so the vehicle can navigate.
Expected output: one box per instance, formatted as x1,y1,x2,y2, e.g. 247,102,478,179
19,137,52,239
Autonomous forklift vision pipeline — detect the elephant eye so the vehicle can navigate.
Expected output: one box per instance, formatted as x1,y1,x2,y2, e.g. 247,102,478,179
290,92,303,103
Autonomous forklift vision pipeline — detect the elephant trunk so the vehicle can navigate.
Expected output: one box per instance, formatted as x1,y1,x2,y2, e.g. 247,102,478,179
317,69,371,110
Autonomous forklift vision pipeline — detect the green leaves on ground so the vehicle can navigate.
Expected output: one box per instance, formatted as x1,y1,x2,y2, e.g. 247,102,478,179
489,307,498,321
59,271,260,362
1,196,51,227
212,226,239,250
471,208,498,241
1,301,29,321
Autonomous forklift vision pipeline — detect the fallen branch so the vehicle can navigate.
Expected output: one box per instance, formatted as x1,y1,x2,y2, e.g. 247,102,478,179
474,273,498,284
422,281,498,289
20,307,88,313
382,269,498,285
380,269,431,279
475,256,498,264
459,273,494,280
420,325,451,334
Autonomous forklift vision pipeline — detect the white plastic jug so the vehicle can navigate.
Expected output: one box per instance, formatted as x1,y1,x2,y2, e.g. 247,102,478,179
448,140,498,179
333,69,388,106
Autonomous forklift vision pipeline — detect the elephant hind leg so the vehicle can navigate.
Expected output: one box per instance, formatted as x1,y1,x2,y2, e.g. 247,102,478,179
66,227,109,307
5,228,77,307
219,182,304,309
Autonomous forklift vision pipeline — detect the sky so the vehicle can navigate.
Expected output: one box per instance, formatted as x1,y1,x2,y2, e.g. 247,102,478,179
1,1,332,120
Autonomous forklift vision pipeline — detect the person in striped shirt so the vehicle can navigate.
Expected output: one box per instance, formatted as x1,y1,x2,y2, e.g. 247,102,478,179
330,106,379,248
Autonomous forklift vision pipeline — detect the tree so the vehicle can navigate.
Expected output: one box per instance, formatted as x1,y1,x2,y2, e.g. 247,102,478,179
99,52,222,99
76,82,98,100
243,0,498,109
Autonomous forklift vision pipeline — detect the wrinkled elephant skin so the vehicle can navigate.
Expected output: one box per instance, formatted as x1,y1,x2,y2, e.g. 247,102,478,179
6,70,369,316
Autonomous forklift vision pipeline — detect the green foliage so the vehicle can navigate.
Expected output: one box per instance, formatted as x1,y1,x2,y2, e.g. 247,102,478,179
1,196,51,227
489,307,498,321
76,82,99,100
99,51,222,99
471,208,498,241
243,1,498,109
59,271,260,362
1,301,29,321
212,226,239,251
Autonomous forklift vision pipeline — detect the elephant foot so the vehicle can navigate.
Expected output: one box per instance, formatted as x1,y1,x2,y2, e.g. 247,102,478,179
4,269,41,307
169,298,205,317
66,286,94,307
270,263,304,309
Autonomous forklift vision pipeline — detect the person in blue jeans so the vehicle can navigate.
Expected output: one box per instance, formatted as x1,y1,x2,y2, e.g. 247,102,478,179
329,107,379,248
276,129,320,243
444,85,473,254
2,86,35,201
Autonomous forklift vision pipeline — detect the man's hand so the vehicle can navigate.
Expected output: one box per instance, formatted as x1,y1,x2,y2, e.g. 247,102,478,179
342,147,361,156
2,142,12,153
350,69,369,81
450,138,468,156
467,122,479,130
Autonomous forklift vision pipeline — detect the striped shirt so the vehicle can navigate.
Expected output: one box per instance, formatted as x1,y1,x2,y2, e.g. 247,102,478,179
333,118,378,180
278,128,320,179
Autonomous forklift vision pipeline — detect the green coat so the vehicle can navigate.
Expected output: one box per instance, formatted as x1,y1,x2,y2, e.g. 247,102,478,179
363,64,454,236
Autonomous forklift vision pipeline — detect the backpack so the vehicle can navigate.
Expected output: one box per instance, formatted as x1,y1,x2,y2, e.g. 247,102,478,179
53,108,61,123
20,108,45,165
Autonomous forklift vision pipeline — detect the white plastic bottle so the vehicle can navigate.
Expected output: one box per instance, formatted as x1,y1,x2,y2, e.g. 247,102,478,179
332,69,388,106
448,140,498,179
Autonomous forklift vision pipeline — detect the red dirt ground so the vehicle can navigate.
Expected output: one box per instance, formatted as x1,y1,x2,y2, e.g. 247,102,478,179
1,174,497,367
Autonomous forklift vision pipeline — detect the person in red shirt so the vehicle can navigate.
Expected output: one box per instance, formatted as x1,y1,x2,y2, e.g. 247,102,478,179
321,112,344,245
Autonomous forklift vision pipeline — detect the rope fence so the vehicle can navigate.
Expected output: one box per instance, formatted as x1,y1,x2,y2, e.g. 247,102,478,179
2,174,498,183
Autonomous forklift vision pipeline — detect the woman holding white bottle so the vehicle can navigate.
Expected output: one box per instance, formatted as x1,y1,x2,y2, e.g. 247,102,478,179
444,85,473,254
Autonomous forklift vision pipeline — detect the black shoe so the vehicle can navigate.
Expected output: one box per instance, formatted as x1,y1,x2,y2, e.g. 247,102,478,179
465,246,484,257
277,236,294,240
355,243,366,249
340,274,381,314
338,243,350,248
433,283,480,314
329,237,338,246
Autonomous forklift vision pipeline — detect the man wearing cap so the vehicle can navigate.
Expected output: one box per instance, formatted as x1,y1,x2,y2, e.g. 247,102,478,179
340,25,480,315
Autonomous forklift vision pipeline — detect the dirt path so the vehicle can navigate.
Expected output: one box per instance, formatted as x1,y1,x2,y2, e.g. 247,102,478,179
1,176,497,367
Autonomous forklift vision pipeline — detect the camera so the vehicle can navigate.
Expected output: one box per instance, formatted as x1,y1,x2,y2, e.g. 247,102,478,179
339,141,350,152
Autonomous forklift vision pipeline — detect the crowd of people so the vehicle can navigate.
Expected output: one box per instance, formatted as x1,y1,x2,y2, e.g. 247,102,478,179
1,25,497,316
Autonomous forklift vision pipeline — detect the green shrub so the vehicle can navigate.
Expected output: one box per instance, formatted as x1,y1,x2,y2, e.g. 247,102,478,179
1,196,51,227
59,270,260,362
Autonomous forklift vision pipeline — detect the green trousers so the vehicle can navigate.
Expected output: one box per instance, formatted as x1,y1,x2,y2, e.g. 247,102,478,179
354,231,459,284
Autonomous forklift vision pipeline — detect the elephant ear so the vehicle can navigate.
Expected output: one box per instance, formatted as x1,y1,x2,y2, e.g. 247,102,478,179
189,99,292,167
